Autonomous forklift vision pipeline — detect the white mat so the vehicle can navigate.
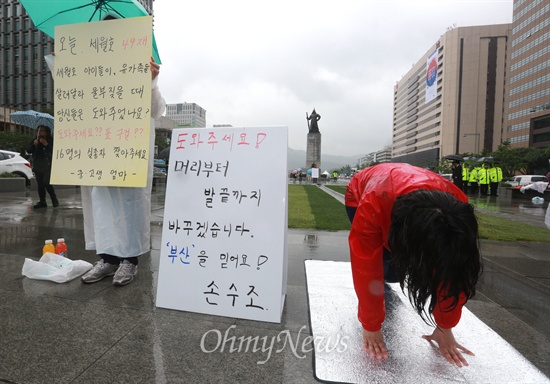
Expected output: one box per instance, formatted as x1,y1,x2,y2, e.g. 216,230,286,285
305,260,549,384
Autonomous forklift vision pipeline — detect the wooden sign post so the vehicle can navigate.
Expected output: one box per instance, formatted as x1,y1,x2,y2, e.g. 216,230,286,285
156,126,288,323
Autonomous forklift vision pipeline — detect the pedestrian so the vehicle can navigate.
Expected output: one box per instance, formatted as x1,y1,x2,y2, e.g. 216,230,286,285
345,163,482,367
80,58,166,286
489,162,503,196
27,125,58,209
311,163,319,184
478,162,491,196
451,160,463,190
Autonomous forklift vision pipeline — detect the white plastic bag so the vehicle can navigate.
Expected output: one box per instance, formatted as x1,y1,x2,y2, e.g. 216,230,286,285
22,252,93,283
532,196,544,204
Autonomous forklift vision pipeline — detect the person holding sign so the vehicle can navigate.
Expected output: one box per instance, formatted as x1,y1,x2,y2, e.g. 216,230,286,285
80,58,166,286
345,163,482,367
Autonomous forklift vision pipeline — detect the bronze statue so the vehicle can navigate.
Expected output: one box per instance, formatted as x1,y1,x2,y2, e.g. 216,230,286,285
306,109,321,133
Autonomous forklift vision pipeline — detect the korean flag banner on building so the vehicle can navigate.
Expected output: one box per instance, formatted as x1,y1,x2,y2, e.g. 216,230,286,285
425,49,438,104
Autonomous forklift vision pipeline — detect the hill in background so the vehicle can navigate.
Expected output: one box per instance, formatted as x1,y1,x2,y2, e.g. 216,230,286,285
287,147,361,171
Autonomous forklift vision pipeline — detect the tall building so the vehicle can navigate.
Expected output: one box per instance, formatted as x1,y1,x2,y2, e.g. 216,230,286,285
0,1,54,114
506,0,550,148
359,146,392,168
392,24,511,166
0,0,155,129
165,103,207,128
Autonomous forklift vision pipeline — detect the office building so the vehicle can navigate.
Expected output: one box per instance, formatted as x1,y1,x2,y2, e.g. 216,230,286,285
0,1,54,114
165,103,207,128
0,0,155,130
359,146,392,168
506,0,550,148
392,24,511,166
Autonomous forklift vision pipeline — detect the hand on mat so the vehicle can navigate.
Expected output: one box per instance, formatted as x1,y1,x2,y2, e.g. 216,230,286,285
362,329,388,360
422,327,474,367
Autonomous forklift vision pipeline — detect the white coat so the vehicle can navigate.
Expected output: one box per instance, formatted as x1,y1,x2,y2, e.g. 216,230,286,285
81,78,166,257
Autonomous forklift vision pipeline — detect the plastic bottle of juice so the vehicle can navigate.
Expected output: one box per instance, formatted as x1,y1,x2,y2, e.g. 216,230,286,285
55,238,68,257
43,239,55,254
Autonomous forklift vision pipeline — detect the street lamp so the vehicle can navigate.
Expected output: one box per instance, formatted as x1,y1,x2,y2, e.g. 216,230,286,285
463,133,480,154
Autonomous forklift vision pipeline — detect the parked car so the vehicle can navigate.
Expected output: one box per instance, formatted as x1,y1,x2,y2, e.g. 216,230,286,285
154,158,167,170
153,167,167,176
0,149,33,185
506,175,548,187
440,173,452,181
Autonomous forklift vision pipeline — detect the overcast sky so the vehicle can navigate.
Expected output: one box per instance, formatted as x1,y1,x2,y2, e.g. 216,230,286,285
153,0,513,157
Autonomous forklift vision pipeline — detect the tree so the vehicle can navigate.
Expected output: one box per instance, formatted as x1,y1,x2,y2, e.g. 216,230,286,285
492,141,549,177
0,132,34,156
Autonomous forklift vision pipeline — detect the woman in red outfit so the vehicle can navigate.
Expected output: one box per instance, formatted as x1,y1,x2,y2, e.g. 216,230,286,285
345,163,482,367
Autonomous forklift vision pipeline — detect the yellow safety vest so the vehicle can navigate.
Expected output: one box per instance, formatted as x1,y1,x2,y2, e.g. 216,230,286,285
478,168,491,184
469,168,479,183
489,167,503,182
462,167,469,181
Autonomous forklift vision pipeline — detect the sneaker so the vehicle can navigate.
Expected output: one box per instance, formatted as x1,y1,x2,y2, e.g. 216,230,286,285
33,202,47,209
113,260,137,286
81,260,118,283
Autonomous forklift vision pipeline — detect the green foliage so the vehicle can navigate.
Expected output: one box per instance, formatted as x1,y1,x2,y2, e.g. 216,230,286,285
476,212,550,243
332,164,355,175
290,184,550,243
492,142,550,177
288,185,350,230
0,132,33,155
325,185,346,194
288,184,316,228
155,135,169,152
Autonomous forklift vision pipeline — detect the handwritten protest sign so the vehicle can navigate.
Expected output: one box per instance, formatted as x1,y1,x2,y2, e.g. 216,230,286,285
50,17,153,187
156,126,288,323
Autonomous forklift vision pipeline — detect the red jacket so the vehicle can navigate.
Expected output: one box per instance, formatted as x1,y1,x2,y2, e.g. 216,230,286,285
346,163,469,332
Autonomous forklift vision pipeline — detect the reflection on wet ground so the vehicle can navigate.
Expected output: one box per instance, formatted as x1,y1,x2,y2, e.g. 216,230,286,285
0,183,548,382
468,192,549,228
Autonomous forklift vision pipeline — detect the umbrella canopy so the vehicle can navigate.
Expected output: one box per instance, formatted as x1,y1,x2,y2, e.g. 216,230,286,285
478,157,502,164
157,147,170,160
444,154,463,161
10,110,55,130
20,0,161,64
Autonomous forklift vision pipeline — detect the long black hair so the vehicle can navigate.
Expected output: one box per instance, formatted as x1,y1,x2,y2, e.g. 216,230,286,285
37,125,52,139
388,189,482,325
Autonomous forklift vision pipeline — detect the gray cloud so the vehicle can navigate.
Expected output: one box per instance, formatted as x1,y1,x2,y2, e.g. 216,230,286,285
155,0,512,157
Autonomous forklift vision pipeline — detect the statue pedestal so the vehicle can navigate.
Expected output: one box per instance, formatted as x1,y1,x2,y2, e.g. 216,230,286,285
306,132,321,169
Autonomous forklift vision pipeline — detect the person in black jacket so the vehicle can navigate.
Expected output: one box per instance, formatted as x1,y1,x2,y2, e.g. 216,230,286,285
451,160,463,190
27,125,58,209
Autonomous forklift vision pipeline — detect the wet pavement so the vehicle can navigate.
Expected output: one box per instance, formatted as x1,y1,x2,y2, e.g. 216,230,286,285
0,183,548,383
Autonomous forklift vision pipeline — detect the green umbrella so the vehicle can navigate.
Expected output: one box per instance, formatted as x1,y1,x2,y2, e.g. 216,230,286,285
20,0,161,64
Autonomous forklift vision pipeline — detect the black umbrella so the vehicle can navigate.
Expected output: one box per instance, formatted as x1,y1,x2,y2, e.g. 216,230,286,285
444,154,463,161
158,147,170,160
478,157,501,163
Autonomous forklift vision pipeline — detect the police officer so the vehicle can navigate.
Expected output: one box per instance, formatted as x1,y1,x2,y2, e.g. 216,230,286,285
489,161,503,196
468,163,479,196
478,162,491,196
462,163,470,194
